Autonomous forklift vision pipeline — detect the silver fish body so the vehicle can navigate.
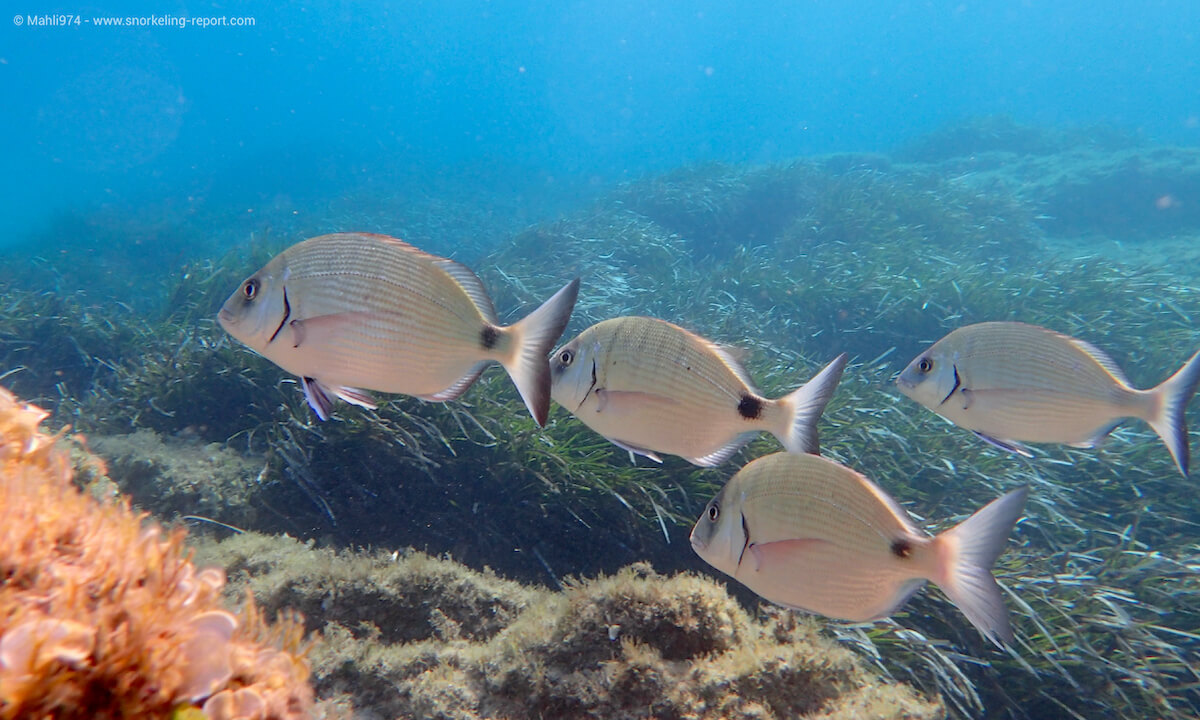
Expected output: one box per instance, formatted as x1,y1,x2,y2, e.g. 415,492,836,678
218,232,579,424
690,452,1027,646
895,321,1200,476
549,316,847,466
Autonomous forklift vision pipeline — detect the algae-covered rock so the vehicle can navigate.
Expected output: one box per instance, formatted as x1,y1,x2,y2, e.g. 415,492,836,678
198,531,537,645
191,532,942,720
88,429,266,528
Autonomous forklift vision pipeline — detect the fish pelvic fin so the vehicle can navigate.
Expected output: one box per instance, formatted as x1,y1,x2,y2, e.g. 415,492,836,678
302,378,377,420
302,377,333,421
772,353,848,455
500,278,581,426
931,485,1028,648
1148,348,1200,478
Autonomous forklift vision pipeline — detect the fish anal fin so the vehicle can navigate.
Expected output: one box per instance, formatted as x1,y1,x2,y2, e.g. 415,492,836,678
686,432,756,467
421,361,491,402
971,431,1034,458
748,538,832,573
606,437,663,464
1068,420,1122,449
334,386,377,410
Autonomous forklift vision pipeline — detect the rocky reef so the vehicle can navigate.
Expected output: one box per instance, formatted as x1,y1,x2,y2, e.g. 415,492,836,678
191,531,941,720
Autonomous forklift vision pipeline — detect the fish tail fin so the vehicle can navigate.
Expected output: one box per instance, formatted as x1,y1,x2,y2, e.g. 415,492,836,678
932,486,1028,648
1148,348,1200,478
502,278,581,426
774,353,848,455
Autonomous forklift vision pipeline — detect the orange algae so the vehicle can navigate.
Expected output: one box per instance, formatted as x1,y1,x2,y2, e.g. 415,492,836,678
0,386,314,719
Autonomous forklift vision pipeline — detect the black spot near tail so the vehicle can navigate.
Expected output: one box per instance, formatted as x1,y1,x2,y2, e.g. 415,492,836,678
890,539,912,558
737,394,764,420
480,325,500,350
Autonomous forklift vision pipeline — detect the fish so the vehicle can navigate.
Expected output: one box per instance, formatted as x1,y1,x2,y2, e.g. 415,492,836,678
218,232,580,425
549,316,847,466
690,452,1028,647
895,321,1200,477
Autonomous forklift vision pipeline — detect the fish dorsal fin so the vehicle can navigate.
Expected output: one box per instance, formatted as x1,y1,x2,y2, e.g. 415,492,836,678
353,233,441,261
434,258,498,324
1066,335,1131,386
421,360,492,402
366,233,424,253
708,341,759,394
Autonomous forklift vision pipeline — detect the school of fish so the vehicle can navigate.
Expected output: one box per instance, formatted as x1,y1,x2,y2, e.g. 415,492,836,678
220,232,1200,648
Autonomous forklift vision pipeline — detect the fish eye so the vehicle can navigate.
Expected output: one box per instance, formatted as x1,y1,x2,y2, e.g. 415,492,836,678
558,348,575,366
242,279,259,301
707,502,719,521
917,357,934,373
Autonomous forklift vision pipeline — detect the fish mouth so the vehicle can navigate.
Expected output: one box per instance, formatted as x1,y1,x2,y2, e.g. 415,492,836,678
217,308,236,327
895,375,914,390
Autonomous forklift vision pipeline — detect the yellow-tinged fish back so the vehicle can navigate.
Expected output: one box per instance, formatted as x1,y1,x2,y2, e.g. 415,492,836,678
282,233,492,328
589,316,756,403
731,453,919,548
941,321,1134,396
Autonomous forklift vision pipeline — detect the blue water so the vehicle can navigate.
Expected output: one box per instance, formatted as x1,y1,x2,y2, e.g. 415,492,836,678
3,0,1198,252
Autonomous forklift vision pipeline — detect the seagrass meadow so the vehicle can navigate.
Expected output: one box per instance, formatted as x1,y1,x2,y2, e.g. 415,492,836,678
1,121,1198,719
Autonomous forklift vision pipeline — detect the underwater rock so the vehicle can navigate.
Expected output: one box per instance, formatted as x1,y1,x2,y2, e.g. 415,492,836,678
191,531,942,720
1022,146,1200,239
893,115,1139,163
920,145,1200,241
89,428,266,529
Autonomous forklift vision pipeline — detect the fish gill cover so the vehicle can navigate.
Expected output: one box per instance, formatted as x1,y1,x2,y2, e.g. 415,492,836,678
2,2,1199,719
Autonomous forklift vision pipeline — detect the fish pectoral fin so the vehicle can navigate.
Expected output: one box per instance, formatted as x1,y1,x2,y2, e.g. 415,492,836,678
747,538,832,573
593,389,680,416
302,377,334,421
971,431,1034,458
606,437,663,464
290,312,375,348
1068,420,1122,449
686,431,757,467
421,361,491,402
